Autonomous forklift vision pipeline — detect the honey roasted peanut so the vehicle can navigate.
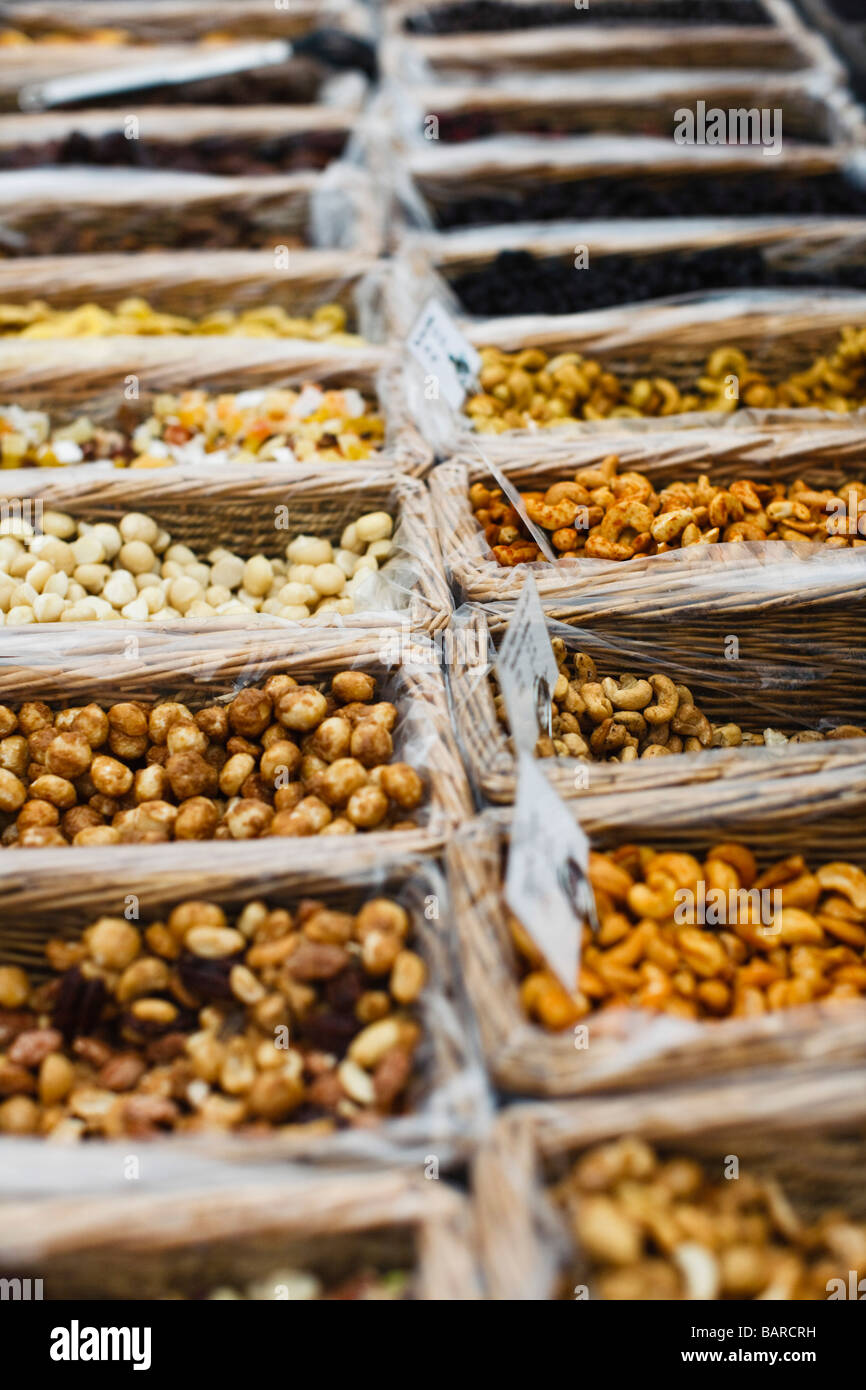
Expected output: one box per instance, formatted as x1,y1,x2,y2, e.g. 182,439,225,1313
511,843,866,1030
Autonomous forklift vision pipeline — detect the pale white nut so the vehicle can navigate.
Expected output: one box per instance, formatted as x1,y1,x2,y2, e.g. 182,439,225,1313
43,571,69,598
159,560,184,581
352,555,378,575
135,572,162,590
119,513,159,547
311,563,345,597
168,576,202,615
66,581,86,601
71,533,106,566
140,584,167,614
62,602,97,621
73,563,111,594
673,1243,720,1301
9,552,33,578
181,562,210,590
205,585,232,607
355,511,393,544
236,591,259,610
119,540,155,575
260,597,284,616
216,600,249,616
154,528,170,554
164,542,196,565
243,555,273,598
286,535,331,566
279,605,310,620
0,581,13,613
276,581,310,607
102,570,137,609
90,523,122,559
33,593,65,622
32,536,74,573
186,600,215,617
288,563,316,586
337,1059,375,1106
316,597,354,615
334,548,359,578
120,595,150,620
210,554,245,590
23,558,55,592
11,581,38,607
5,605,35,625
340,521,363,554
41,509,77,540
366,539,393,562
86,596,114,619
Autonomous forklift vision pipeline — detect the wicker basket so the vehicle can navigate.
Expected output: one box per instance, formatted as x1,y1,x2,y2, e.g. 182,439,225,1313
794,0,866,101
392,217,866,337
445,778,866,1096
383,0,835,79
406,288,866,459
0,844,487,1168
448,603,866,805
429,429,866,604
0,464,451,633
0,0,372,44
0,161,382,258
0,1168,481,1299
0,337,431,476
398,69,862,148
475,1069,866,1299
0,627,473,871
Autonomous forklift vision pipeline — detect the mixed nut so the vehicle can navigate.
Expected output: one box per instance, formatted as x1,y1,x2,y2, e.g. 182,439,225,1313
554,1136,866,1300
0,386,385,468
0,508,395,624
511,843,866,1030
0,671,426,847
472,454,866,564
494,640,865,762
0,891,427,1138
466,331,866,432
0,299,363,344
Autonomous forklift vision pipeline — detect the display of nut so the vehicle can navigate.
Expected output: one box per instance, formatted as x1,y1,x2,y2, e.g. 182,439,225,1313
0,674,424,847
0,892,426,1138
493,642,863,764
553,1136,866,1301
512,843,866,1029
471,452,866,565
204,1266,410,1301
0,299,364,346
466,330,866,435
0,509,395,624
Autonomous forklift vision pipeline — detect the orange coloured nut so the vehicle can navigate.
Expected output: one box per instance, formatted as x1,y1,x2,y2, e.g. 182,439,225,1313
346,785,388,828
0,706,17,737
91,755,133,797
293,796,332,832
71,704,109,747
17,799,59,829
260,740,301,785
378,763,424,810
332,671,375,704
218,752,256,797
228,689,272,738
45,732,92,779
165,752,216,801
148,703,191,745
18,826,67,848
75,826,120,846
350,721,393,768
28,774,76,809
195,705,229,742
166,721,208,757
0,768,26,812
309,716,351,762
109,729,148,761
225,798,273,840
270,807,318,836
17,702,52,735
61,805,101,838
277,688,328,731
706,842,757,888
109,703,148,739
0,736,28,777
312,757,368,807
133,764,168,803
274,783,305,813
174,797,219,840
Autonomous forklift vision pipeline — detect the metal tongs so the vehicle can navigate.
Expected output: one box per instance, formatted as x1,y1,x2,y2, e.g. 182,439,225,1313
19,30,377,111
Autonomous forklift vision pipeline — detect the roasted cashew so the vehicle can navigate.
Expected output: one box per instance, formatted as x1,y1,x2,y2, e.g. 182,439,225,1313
582,683,613,724
651,508,695,544
601,675,653,711
816,863,866,915
599,500,655,542
644,674,678,725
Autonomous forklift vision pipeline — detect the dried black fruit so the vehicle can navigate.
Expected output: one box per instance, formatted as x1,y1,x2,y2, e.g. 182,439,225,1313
406,0,768,34
178,954,236,1002
298,1010,359,1058
52,969,108,1041
324,962,365,1015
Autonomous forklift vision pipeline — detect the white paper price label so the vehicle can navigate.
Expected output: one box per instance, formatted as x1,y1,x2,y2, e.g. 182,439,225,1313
496,574,559,754
506,750,596,992
407,298,482,409
472,445,557,564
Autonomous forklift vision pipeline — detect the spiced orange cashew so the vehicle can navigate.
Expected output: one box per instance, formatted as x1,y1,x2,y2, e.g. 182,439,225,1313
644,674,678,725
651,508,695,545
816,863,866,915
